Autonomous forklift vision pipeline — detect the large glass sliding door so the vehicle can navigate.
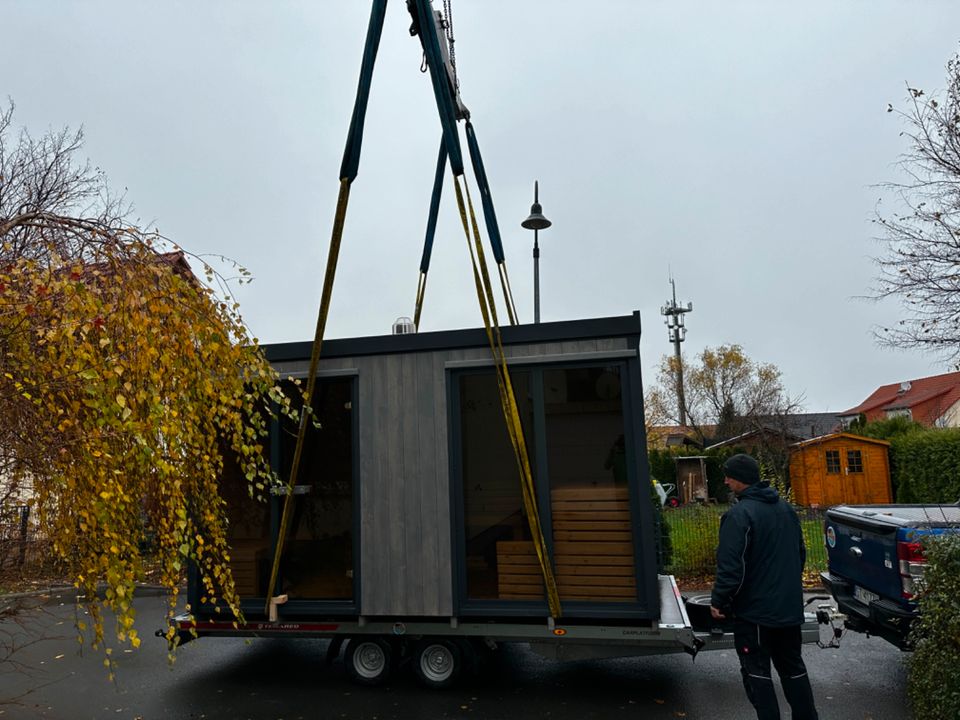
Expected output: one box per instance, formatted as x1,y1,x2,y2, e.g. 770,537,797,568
459,371,536,600
455,361,644,612
543,366,635,602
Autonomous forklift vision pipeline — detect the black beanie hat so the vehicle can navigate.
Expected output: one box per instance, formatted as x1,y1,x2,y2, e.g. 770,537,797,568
723,453,761,485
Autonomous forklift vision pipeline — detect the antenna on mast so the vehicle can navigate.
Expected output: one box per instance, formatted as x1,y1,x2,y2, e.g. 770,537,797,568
660,275,693,426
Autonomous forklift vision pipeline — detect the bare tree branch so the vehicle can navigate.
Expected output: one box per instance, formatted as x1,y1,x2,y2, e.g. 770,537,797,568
873,54,960,362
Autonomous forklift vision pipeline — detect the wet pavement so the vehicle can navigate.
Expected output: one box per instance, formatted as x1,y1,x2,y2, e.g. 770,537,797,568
0,592,910,719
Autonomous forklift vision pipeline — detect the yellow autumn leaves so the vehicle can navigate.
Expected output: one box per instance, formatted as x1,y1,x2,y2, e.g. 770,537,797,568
0,235,290,661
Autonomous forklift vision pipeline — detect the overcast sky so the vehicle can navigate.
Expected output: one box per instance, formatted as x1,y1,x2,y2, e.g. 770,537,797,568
4,1,959,413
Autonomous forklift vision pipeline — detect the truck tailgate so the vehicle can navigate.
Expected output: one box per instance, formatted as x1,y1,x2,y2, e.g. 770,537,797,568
825,508,901,601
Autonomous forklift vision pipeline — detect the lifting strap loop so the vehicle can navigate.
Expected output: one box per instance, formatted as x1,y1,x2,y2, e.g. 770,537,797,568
452,174,562,619
264,178,352,616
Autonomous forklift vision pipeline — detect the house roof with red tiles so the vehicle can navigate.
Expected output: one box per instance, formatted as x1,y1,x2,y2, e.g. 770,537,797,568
839,371,960,421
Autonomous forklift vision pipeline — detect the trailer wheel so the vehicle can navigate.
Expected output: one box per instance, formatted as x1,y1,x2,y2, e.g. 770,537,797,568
685,594,733,633
413,638,461,689
345,637,393,686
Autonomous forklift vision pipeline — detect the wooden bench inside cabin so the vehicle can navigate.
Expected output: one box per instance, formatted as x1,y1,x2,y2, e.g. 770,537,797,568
227,539,269,597
496,485,636,603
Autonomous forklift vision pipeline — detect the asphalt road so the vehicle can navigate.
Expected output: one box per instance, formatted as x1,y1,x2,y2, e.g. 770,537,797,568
1,592,910,720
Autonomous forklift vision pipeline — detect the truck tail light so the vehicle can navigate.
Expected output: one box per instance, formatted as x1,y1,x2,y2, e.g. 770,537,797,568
897,541,926,599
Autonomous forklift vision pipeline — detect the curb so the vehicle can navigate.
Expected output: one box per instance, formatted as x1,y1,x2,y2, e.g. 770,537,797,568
1,583,171,609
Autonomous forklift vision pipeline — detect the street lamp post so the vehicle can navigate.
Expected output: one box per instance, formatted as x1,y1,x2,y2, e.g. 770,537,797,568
521,181,551,324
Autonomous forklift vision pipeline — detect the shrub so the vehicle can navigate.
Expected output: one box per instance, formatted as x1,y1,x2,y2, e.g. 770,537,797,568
908,533,960,718
891,429,960,502
850,415,925,442
848,417,926,499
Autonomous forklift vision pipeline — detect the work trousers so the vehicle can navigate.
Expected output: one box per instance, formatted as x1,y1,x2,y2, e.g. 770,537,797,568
733,620,819,720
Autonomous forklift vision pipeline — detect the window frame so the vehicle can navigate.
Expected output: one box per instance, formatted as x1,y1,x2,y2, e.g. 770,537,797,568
447,355,658,620
846,449,864,474
202,370,362,619
825,449,841,474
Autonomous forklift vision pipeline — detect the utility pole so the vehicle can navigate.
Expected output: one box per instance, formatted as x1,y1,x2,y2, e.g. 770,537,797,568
660,278,693,427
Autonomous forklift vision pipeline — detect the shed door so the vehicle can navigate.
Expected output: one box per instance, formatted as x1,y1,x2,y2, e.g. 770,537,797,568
822,445,867,505
842,446,869,504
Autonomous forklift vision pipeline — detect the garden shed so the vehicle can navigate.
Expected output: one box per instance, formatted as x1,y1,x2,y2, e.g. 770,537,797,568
788,433,892,507
675,456,709,504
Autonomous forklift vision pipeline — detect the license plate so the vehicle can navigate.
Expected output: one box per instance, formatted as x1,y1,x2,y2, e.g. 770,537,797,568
854,586,879,605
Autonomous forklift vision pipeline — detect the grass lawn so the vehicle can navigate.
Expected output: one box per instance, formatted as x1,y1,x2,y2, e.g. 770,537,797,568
662,503,827,589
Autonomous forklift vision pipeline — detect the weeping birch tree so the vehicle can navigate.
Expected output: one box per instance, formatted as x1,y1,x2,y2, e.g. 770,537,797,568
0,102,291,666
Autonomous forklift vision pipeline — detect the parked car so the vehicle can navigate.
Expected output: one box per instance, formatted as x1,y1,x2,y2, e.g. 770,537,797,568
820,502,960,649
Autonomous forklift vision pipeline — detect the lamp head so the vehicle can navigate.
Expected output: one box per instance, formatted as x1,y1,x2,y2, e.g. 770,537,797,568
522,202,552,231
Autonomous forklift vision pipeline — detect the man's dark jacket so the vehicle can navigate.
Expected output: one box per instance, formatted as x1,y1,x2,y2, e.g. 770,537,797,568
710,482,806,627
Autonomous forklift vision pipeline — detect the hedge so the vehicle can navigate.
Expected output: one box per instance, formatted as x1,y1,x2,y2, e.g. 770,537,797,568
908,533,960,718
891,429,960,503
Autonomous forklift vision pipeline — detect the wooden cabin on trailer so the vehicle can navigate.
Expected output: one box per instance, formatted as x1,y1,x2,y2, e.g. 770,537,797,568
210,313,661,622
788,432,892,507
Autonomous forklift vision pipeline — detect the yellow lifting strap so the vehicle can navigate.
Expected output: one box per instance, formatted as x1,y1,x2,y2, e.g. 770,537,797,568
263,178,351,616
452,174,562,619
413,270,428,330
414,261,518,330
498,263,519,327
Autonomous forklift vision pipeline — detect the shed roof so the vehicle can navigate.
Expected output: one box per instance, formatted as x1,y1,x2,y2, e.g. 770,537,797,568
789,432,891,449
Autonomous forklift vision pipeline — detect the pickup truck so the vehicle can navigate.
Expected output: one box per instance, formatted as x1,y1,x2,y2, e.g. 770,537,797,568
820,503,960,649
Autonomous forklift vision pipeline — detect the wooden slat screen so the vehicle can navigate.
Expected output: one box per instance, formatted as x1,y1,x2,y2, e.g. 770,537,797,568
495,486,636,602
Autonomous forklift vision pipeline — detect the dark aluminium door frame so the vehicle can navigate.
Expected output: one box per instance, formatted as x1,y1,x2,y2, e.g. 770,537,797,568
447,353,659,620
215,371,362,619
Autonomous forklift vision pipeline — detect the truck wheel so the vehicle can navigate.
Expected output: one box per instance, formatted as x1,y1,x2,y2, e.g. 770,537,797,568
345,637,393,686
413,638,461,689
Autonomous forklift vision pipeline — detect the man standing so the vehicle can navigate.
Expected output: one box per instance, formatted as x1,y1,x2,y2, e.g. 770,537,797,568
710,453,819,720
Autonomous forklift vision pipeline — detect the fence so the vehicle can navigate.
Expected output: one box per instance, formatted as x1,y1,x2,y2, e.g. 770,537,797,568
659,503,827,583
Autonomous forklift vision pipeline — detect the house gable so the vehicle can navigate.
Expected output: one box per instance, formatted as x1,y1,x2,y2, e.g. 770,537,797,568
840,371,960,428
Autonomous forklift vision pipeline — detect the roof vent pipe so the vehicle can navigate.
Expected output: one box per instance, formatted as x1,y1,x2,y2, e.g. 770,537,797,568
393,316,416,335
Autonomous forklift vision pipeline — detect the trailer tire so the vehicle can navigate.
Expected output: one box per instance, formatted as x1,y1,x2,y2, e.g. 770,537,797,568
413,638,461,689
345,637,393,686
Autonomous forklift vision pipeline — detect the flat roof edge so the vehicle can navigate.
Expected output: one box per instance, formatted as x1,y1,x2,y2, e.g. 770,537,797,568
264,312,642,362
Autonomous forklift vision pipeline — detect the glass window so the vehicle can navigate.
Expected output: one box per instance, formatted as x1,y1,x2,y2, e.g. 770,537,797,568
544,366,634,603
825,450,841,474
221,443,271,598
460,371,536,601
847,449,863,474
277,377,355,600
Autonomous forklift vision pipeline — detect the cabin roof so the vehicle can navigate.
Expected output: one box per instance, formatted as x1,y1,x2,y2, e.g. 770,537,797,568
264,312,642,361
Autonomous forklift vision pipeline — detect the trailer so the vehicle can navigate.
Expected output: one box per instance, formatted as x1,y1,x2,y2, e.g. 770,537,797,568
165,313,820,686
